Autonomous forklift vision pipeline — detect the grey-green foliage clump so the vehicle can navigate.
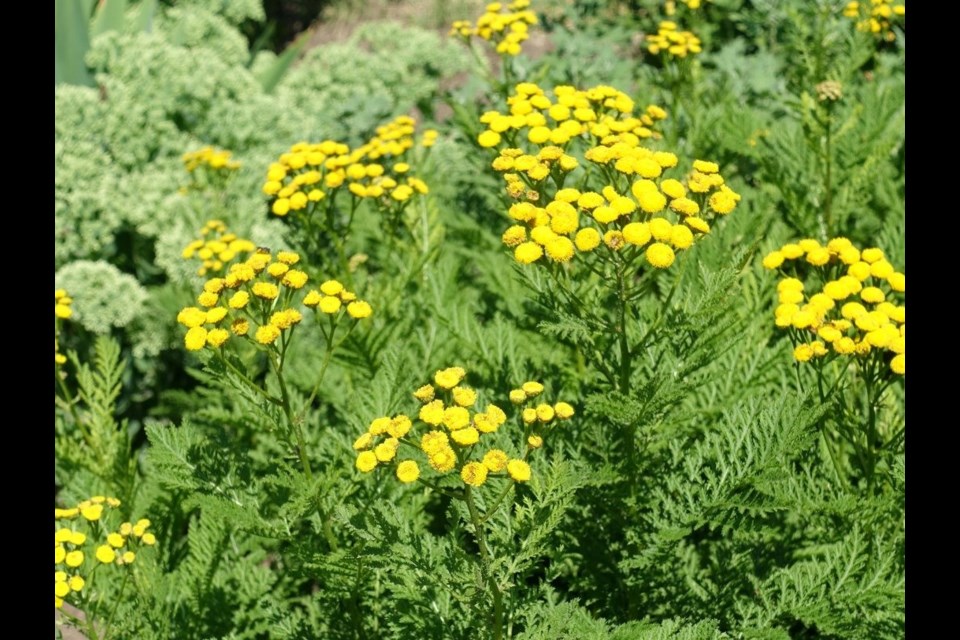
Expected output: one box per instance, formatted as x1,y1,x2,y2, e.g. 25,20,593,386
173,0,265,26
277,21,470,142
56,260,148,334
156,6,253,66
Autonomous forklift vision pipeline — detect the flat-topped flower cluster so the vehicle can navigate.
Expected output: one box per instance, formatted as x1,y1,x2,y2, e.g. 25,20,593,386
763,238,904,375
353,367,574,487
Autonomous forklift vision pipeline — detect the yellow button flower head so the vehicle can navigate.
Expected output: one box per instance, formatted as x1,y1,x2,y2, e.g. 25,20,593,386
536,404,555,422
356,451,378,473
375,439,399,462
483,449,509,472
81,504,104,521
507,459,532,482
444,406,471,430
413,384,436,402
388,415,413,438
461,462,489,487
96,546,117,564
646,243,676,269
554,402,575,419
452,386,478,407
429,447,458,473
451,427,480,446
396,460,420,483
255,325,281,345
435,367,466,389
65,550,84,567
347,301,373,319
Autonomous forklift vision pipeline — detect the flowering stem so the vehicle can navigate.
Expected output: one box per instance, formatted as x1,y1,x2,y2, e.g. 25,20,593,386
56,366,98,456
616,265,632,395
215,351,281,407
821,101,834,238
101,569,131,640
465,486,504,640
271,355,313,482
479,480,515,525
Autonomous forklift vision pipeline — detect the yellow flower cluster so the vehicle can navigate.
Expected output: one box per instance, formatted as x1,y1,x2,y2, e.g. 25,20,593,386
478,82,664,150
182,146,241,172
54,497,156,609
177,249,372,352
646,21,702,58
665,0,703,14
449,1,537,57
55,289,73,366
763,238,905,376
843,1,905,40
182,220,257,277
263,115,431,217
480,84,739,270
353,367,573,487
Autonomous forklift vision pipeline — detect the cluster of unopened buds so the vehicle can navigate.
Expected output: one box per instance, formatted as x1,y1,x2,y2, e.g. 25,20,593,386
54,497,157,609
449,1,537,57
763,237,904,375
353,367,574,487
177,249,372,352
181,219,257,277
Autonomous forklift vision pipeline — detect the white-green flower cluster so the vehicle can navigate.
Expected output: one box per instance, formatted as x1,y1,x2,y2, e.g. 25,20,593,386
55,261,149,334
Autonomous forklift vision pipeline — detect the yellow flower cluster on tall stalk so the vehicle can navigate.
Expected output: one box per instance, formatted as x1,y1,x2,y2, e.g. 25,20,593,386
356,366,573,640
449,0,537,57
763,238,904,376
263,116,431,217
177,249,374,507
646,21,702,58
480,83,738,271
181,219,257,277
179,146,242,197
353,367,573,488
55,289,73,366
54,496,157,610
177,249,372,354
181,146,241,172
665,0,703,14
843,1,905,40
262,115,434,274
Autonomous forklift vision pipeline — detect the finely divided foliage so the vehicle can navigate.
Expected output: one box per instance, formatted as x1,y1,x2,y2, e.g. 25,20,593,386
55,1,904,638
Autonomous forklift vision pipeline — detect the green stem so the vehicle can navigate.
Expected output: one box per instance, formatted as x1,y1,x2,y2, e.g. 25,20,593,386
823,105,833,238
465,487,504,640
478,481,515,525
270,355,313,482
216,351,281,406
101,569,131,640
616,264,631,395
